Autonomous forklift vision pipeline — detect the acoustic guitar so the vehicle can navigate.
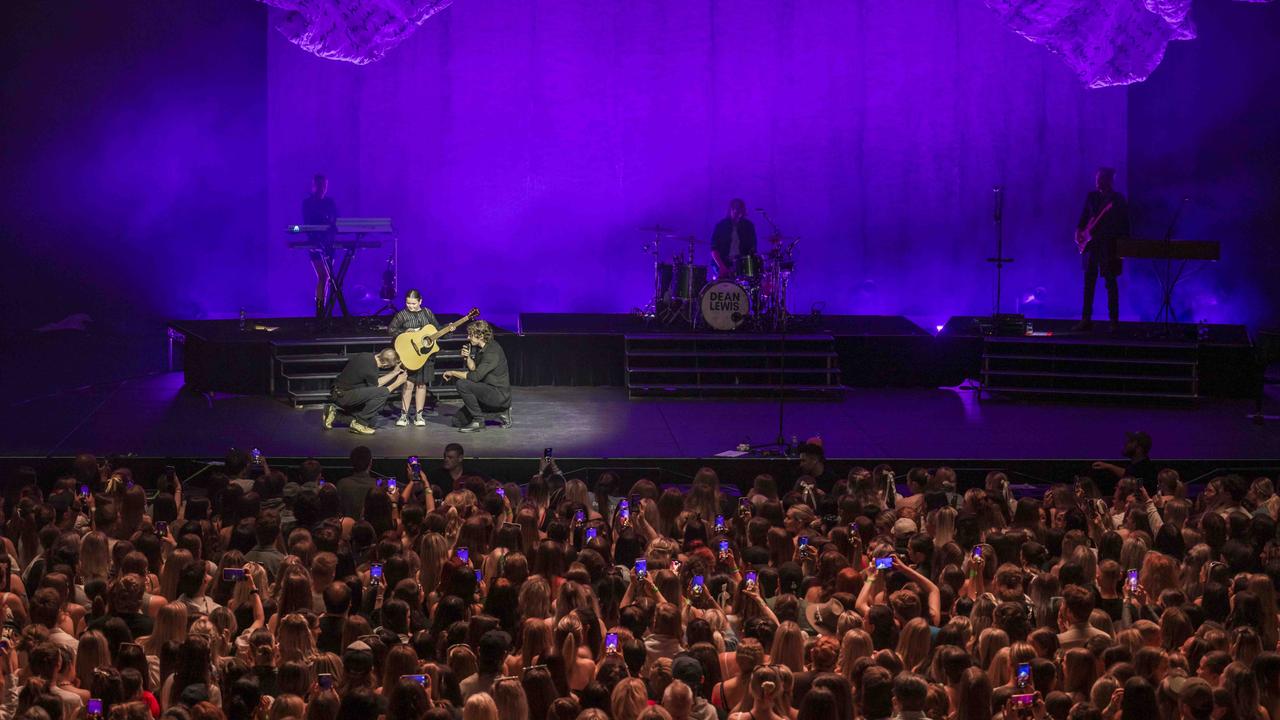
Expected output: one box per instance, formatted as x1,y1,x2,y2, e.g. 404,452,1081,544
1075,201,1113,254
394,308,480,371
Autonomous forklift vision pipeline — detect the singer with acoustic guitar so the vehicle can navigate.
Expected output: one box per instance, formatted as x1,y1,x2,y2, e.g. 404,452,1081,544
387,289,440,426
1074,167,1129,332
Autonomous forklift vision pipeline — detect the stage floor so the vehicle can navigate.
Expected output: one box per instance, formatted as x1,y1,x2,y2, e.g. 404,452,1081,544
6,371,1280,462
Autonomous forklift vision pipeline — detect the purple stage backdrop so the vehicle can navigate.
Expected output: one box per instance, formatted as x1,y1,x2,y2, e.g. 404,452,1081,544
4,1,1274,337
265,1,1127,324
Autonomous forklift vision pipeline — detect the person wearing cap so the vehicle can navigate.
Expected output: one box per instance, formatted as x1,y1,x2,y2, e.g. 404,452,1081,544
670,654,717,720
1093,431,1156,494
342,639,376,687
1177,677,1214,720
892,518,918,542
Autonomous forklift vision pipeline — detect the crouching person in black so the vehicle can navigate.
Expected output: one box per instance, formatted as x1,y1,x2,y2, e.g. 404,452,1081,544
442,320,511,433
323,348,409,435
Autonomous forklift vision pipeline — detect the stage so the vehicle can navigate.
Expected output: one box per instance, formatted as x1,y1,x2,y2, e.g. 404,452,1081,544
167,312,1259,401
3,368,1278,467
3,310,1275,486
3,369,1279,485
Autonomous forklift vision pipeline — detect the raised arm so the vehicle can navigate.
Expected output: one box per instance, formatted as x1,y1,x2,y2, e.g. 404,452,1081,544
894,554,942,626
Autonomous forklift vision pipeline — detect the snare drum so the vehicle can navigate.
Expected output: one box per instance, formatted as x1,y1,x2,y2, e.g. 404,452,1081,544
676,264,708,300
734,254,761,281
699,281,750,330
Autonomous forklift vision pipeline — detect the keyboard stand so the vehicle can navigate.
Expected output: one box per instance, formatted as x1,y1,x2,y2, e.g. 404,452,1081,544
322,246,356,320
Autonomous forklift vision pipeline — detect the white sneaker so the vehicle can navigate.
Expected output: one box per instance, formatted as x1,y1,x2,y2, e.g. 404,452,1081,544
412,414,427,427
395,414,409,427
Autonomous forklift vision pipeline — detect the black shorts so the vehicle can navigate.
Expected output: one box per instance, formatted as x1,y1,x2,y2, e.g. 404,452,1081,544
405,362,434,386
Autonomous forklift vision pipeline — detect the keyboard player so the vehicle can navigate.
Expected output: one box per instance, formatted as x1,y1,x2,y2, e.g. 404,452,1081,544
302,173,339,317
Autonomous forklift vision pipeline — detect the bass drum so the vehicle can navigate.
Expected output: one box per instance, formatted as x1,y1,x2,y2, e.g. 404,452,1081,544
699,281,750,330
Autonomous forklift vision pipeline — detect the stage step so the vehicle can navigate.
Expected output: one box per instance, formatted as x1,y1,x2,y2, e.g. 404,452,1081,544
272,338,469,408
977,386,1198,400
628,350,839,359
981,335,1199,402
629,384,844,398
625,334,843,399
627,366,841,375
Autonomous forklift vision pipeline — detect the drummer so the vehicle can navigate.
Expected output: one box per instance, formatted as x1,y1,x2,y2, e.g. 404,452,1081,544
711,198,758,279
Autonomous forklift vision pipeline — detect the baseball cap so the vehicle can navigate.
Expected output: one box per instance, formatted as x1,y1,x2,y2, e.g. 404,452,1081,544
671,655,704,687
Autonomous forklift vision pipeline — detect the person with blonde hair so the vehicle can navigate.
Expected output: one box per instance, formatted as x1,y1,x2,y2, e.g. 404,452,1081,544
462,692,499,720
930,506,958,549
975,628,1008,674
140,601,188,657
506,617,552,675
611,678,649,720
896,618,932,674
770,622,806,674
664,680,695,720
157,550,195,602
836,629,874,684
79,532,112,585
277,613,316,664
493,676,530,720
729,665,787,720
72,631,111,701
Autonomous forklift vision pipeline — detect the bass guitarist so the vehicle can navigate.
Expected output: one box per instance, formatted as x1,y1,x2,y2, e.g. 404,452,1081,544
1074,167,1130,332
387,289,439,425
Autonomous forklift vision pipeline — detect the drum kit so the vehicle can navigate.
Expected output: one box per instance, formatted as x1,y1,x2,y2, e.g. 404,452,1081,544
638,223,798,331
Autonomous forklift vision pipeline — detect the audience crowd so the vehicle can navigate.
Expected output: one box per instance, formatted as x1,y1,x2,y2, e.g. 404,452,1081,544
2,440,1280,720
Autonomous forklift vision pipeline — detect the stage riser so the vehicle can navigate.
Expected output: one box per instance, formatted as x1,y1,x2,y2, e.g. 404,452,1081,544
275,338,469,407
982,337,1199,401
625,334,842,399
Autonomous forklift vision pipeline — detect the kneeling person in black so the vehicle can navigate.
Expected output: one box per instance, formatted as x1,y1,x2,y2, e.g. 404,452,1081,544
323,348,409,434
443,320,510,432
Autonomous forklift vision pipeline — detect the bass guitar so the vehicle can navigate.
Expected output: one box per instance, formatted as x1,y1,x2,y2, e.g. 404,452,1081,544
1075,200,1114,254
394,308,480,371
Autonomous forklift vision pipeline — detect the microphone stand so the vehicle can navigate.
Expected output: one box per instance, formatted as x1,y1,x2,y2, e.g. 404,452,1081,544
750,208,793,456
985,186,1014,322
1154,198,1190,335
